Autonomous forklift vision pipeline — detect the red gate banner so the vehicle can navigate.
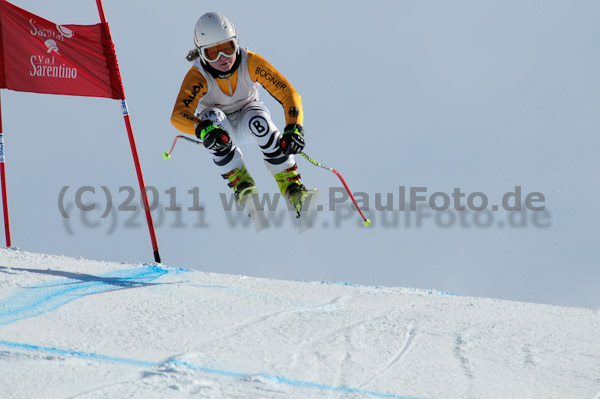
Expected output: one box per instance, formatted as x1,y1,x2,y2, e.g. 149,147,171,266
0,0,124,99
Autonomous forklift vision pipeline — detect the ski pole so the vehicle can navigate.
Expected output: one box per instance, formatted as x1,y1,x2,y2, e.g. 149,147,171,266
163,135,371,226
162,135,203,159
299,152,371,227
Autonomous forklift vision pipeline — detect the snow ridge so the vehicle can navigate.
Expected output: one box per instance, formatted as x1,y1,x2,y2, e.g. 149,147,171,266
1,249,599,399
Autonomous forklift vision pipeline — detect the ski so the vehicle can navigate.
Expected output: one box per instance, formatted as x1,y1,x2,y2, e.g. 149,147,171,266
242,193,271,233
297,189,319,234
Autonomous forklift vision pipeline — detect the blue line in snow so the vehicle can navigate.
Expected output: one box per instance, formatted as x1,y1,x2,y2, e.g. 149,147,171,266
0,340,158,368
261,373,421,399
0,265,178,325
0,340,426,399
303,280,461,297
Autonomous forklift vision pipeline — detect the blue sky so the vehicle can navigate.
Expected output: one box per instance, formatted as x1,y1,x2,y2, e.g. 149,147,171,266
2,0,600,307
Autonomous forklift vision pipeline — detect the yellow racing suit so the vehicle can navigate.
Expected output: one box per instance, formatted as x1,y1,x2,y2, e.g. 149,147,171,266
170,47,304,176
171,47,303,136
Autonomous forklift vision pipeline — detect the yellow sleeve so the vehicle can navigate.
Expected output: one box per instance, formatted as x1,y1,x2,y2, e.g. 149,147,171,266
170,67,209,135
247,51,304,127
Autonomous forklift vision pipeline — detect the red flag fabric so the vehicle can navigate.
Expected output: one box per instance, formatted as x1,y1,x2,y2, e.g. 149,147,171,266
0,0,124,99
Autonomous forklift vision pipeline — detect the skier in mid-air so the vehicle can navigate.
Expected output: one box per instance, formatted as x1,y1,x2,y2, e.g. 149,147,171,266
170,11,309,213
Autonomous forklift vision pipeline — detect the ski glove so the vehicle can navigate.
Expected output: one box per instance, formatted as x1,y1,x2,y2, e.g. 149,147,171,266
280,124,305,155
196,120,231,152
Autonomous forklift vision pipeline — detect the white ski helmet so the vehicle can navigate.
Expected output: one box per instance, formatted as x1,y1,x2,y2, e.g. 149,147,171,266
193,12,238,50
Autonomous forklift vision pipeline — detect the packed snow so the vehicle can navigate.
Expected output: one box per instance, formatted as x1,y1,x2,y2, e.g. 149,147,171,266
0,248,599,398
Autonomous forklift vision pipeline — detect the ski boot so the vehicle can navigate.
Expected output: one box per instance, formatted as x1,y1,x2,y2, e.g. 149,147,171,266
222,164,258,204
274,164,309,216
223,164,270,232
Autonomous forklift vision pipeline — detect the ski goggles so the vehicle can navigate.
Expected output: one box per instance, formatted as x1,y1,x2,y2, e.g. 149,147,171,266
199,38,238,63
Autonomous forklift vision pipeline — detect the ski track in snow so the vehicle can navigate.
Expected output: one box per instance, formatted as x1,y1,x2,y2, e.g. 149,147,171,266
454,334,474,380
383,323,417,372
190,294,342,351
522,344,535,369
280,302,419,394
65,378,152,399
356,321,417,392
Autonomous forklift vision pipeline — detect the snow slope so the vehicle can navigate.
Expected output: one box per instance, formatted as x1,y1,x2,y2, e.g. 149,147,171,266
0,248,599,399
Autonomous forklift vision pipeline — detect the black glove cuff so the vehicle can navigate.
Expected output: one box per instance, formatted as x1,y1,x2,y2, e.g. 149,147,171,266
195,119,214,140
284,123,304,136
